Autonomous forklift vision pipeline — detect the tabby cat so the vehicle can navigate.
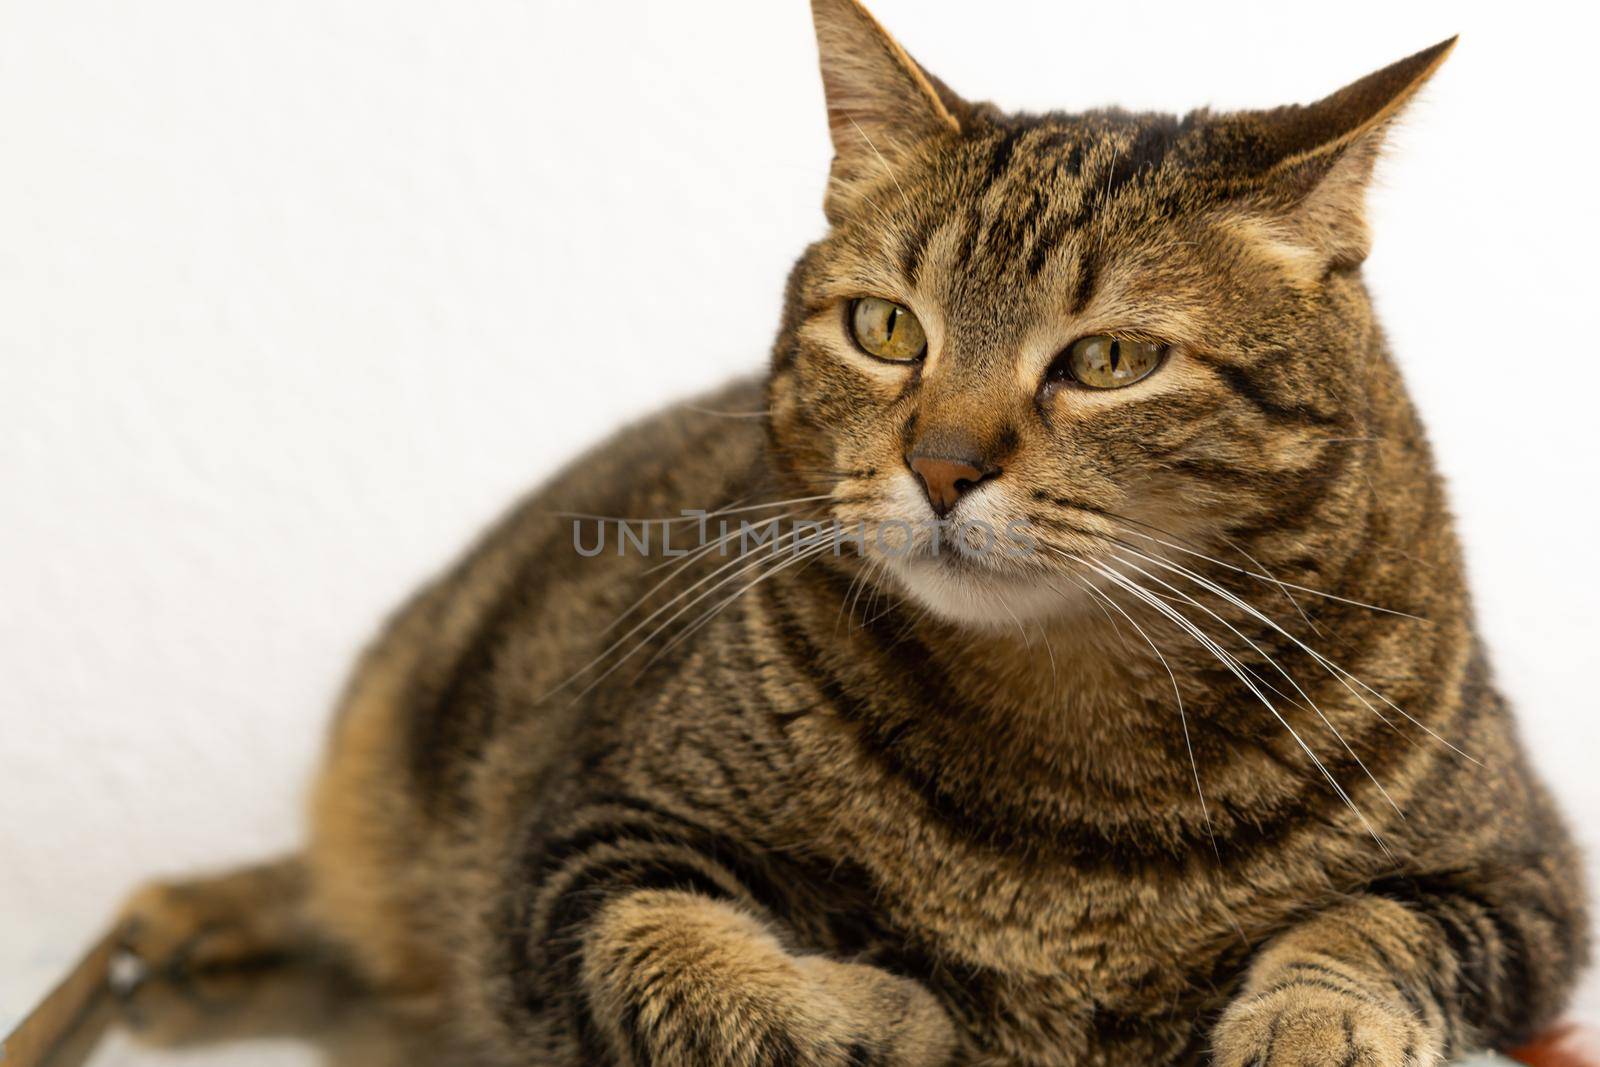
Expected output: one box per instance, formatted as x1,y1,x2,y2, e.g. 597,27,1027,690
119,1,1589,1064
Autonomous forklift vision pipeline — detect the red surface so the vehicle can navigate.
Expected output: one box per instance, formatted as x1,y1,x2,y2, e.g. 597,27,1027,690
1512,1025,1600,1067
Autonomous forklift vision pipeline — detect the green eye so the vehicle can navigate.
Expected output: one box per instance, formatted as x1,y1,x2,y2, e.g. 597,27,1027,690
1061,335,1165,389
849,297,927,362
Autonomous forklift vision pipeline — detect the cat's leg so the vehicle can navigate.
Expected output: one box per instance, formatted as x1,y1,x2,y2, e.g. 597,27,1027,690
1212,876,1585,1067
117,855,315,977
564,887,957,1066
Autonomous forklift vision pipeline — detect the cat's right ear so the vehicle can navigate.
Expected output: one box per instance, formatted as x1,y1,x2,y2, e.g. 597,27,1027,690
810,0,961,221
1224,37,1457,272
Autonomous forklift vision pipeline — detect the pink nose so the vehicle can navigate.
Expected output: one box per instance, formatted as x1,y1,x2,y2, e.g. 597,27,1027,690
907,454,998,518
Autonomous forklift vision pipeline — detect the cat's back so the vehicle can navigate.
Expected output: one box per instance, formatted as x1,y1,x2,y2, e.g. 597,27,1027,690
305,374,773,990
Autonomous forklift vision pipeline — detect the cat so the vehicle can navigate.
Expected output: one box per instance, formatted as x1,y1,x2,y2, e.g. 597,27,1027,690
117,1,1589,1064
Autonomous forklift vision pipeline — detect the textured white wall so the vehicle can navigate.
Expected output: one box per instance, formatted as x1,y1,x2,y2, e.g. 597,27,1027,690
2,0,1595,1032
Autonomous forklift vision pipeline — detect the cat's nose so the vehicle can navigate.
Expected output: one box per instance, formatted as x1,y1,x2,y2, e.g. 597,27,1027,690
906,452,1001,518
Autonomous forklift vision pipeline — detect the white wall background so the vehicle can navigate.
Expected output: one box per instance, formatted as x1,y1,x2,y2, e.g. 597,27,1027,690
3,0,1596,1036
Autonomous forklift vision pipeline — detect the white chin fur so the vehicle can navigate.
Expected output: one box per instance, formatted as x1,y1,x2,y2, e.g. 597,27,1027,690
886,557,1070,629
865,474,1085,629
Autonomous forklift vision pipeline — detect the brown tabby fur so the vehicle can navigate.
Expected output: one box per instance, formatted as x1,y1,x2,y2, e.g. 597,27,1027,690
119,2,1588,1064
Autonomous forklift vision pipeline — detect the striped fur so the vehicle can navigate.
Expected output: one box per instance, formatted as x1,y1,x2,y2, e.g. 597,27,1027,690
119,2,1587,1064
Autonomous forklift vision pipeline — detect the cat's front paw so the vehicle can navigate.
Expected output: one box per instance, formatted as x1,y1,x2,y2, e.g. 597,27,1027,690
1213,983,1440,1067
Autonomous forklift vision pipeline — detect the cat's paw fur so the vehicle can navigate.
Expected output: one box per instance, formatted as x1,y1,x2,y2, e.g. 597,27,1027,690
1213,983,1441,1067
116,859,307,978
580,889,958,1067
117,880,264,977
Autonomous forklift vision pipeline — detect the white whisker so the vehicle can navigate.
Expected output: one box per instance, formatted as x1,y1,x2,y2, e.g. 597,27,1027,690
638,538,839,673
681,405,773,419
1035,619,1058,689
1113,526,1428,623
623,513,798,627
1108,547,1404,821
1058,548,1392,858
846,117,914,217
547,523,829,704
552,494,835,527
1058,570,1218,861
1105,541,1477,767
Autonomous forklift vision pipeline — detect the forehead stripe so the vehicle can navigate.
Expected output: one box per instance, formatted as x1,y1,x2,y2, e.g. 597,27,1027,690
898,118,1189,287
980,125,1028,194
899,213,940,283
1069,249,1098,316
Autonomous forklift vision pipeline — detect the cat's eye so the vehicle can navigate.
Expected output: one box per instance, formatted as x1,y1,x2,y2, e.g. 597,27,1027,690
849,297,927,363
1055,335,1165,390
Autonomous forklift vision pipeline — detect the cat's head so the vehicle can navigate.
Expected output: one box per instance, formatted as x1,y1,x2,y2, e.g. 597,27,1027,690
767,0,1453,629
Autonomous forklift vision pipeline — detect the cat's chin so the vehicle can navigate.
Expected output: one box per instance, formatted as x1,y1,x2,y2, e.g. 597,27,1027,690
883,556,1072,630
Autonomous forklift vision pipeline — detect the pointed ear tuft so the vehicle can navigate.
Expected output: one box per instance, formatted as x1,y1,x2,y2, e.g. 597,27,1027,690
1262,36,1457,173
1233,36,1457,271
810,0,961,218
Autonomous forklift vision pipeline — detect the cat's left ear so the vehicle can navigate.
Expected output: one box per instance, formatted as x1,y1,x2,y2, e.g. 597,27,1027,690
1232,36,1457,269
810,0,963,221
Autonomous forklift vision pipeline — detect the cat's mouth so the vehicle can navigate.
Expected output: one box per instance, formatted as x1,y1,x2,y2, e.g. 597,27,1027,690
829,474,1107,626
